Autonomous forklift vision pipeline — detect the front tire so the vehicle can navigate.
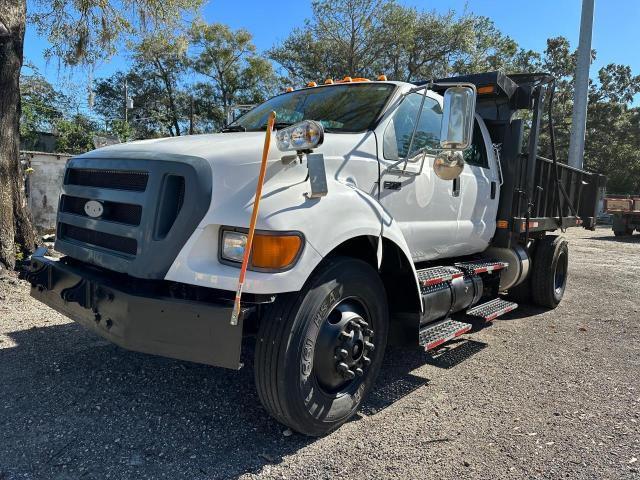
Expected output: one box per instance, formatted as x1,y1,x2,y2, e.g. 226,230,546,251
254,256,388,436
531,235,568,309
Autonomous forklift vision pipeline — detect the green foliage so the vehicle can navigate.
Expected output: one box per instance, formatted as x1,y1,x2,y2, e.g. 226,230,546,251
54,115,100,154
269,0,391,81
29,0,204,66
24,0,640,194
19,67,70,148
190,22,278,129
131,32,191,136
269,0,535,83
527,37,640,194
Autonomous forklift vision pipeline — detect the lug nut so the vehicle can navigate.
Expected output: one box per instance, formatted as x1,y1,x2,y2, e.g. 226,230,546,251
355,367,364,377
348,319,361,330
337,362,356,379
362,356,371,366
357,319,369,328
364,341,374,351
336,348,349,359
338,330,353,341
364,328,374,337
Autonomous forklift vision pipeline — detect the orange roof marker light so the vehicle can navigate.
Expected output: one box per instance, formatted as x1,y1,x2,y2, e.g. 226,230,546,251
477,85,496,95
351,77,371,82
377,74,388,81
324,79,334,84
306,81,318,87
341,76,353,83
285,87,294,92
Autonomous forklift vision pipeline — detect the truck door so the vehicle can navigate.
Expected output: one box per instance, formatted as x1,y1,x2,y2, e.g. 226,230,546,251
456,116,500,252
378,91,461,262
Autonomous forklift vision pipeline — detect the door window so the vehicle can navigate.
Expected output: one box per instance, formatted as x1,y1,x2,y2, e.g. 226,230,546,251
463,120,489,168
383,93,442,161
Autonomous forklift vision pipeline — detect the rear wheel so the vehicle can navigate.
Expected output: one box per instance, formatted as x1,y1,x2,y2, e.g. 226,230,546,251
254,256,388,436
530,235,568,309
614,228,634,236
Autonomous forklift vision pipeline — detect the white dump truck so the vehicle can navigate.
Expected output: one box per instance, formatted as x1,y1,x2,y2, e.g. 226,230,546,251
25,72,604,436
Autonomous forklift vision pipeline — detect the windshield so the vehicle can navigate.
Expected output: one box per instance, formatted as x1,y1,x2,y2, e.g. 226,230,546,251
230,83,396,133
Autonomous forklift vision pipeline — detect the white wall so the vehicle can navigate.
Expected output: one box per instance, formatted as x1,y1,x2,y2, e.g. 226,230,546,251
23,151,73,232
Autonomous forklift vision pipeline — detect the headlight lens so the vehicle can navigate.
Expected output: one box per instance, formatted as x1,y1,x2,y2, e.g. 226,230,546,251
220,229,303,271
276,120,324,152
221,231,247,263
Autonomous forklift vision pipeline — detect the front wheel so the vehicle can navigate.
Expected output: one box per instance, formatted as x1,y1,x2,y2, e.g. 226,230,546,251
254,256,388,436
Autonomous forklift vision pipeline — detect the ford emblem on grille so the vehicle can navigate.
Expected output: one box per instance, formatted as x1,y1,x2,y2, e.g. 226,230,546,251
84,200,104,218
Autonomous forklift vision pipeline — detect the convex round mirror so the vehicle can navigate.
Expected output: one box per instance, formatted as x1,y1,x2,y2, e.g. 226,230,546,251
433,150,465,180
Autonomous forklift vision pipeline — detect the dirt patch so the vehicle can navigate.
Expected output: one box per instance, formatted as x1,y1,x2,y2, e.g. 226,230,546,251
1,227,639,479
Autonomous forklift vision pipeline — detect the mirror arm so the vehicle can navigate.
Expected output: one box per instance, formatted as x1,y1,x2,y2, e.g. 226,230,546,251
402,87,428,173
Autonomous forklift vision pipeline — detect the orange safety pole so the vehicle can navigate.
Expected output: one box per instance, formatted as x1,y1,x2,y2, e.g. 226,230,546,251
230,111,276,325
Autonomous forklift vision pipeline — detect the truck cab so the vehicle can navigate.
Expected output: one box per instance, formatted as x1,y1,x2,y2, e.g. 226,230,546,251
25,73,605,436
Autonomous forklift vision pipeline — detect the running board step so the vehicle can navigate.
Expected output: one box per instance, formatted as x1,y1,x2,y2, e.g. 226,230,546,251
454,259,508,275
416,265,463,288
466,298,518,323
419,318,472,351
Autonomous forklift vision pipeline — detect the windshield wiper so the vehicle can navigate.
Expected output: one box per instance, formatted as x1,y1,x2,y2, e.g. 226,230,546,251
220,124,246,133
259,121,294,130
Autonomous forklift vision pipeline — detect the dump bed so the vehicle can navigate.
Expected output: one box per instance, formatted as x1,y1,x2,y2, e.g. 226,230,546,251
428,72,606,249
604,196,640,213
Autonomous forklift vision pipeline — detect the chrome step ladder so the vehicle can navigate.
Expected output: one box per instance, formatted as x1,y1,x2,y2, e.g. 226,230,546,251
418,318,472,351
465,298,518,323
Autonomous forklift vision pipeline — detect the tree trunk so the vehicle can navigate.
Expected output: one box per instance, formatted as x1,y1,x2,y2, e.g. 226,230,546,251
0,0,36,269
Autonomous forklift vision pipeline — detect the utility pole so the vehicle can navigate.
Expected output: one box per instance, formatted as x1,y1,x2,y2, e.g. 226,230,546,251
124,79,128,124
568,0,595,169
189,96,194,135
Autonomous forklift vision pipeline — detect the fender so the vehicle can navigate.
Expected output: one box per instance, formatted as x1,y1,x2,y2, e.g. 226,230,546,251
296,180,423,313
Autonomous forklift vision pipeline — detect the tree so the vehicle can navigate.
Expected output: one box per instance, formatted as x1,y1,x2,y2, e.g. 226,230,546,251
269,0,391,82
534,37,640,194
0,0,203,269
190,22,277,130
54,114,100,154
94,59,189,139
269,1,535,84
377,7,475,81
132,32,190,136
20,66,70,149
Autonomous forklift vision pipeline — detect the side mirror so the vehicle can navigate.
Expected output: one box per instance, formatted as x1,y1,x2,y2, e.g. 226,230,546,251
439,86,476,151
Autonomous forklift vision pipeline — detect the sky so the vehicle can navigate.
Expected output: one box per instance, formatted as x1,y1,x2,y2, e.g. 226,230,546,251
22,0,640,106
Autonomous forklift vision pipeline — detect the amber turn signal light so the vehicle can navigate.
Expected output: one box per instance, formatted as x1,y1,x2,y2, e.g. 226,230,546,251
251,234,303,270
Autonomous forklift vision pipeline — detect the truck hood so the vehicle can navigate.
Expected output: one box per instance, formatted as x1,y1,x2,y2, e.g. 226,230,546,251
77,131,372,169
80,132,274,164
74,130,377,222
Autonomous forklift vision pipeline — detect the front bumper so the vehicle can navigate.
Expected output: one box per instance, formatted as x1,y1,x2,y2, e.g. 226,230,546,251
24,248,245,369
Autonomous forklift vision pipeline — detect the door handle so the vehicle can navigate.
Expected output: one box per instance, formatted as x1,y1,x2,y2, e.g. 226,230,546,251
452,178,460,197
491,181,497,199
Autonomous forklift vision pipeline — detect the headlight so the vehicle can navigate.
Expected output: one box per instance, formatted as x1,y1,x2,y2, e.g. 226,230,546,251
220,229,304,271
276,120,324,152
221,231,247,263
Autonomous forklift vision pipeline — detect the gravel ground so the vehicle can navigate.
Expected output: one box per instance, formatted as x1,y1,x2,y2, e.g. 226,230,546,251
1,226,639,480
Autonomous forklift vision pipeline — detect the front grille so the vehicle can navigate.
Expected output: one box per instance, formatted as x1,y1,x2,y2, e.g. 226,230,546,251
59,223,137,255
66,168,149,191
154,175,185,239
61,195,142,226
